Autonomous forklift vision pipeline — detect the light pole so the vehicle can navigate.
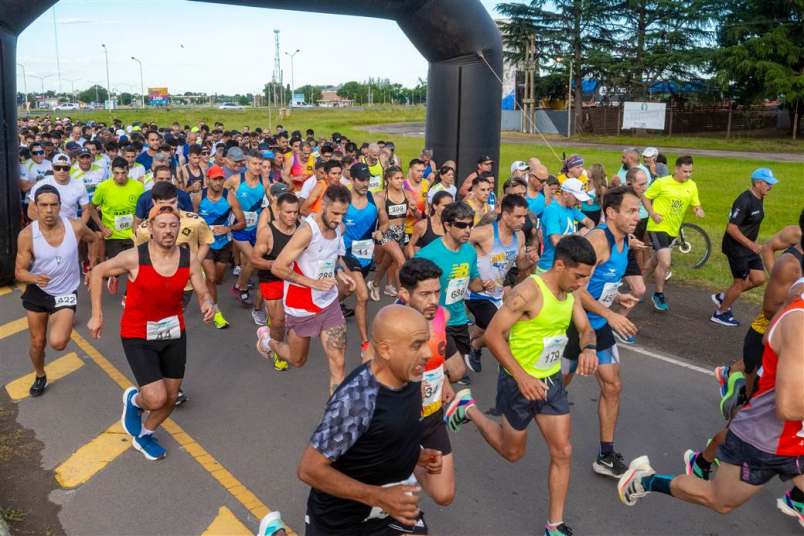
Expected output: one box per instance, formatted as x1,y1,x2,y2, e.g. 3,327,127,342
285,49,300,106
101,44,112,110
16,63,28,109
131,56,145,108
52,6,62,93
30,73,54,95
62,77,80,103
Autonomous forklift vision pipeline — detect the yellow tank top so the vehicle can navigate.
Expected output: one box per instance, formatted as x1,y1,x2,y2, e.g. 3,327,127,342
363,157,384,193
508,275,574,379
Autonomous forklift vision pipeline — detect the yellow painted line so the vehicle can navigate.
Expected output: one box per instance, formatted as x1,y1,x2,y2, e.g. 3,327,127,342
0,317,28,340
70,331,294,532
16,281,26,292
5,352,85,401
202,506,252,536
0,286,13,297
55,421,131,488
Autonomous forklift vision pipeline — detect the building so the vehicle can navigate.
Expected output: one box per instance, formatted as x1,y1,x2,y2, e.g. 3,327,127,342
317,90,353,108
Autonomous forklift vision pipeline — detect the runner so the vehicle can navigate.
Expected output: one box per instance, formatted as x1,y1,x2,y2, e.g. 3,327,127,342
133,165,194,227
121,144,147,183
415,201,494,383
619,167,651,334
361,142,385,194
526,164,551,218
256,185,355,394
301,160,342,215
459,155,494,198
463,176,493,226
643,155,705,311
562,186,642,478
408,191,453,256
444,235,599,536
711,168,778,326
465,194,535,373
297,304,437,535
537,178,595,273
177,144,207,196
196,165,245,330
251,191,300,371
87,205,214,460
14,185,96,397
403,158,429,238
27,153,90,223
426,165,457,205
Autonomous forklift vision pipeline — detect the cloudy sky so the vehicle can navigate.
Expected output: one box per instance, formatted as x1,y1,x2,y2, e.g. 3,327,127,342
18,0,501,95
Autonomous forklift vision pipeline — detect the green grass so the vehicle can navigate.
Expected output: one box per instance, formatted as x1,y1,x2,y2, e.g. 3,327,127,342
44,106,804,294
573,133,804,154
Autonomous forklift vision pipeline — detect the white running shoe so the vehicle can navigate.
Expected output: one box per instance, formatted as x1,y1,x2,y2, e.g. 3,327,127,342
617,455,655,506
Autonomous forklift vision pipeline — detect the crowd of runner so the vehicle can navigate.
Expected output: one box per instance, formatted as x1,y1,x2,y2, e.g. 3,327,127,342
13,115,804,536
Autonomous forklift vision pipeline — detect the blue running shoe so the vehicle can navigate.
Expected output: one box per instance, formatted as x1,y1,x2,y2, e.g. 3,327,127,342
544,523,573,535
777,489,804,528
132,434,166,461
714,365,730,397
258,512,287,536
710,310,740,327
683,449,710,480
121,387,142,438
465,347,482,373
613,331,636,345
443,389,476,432
651,293,668,312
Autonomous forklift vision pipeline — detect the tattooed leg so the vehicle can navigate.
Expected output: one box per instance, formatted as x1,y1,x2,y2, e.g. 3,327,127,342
321,323,347,391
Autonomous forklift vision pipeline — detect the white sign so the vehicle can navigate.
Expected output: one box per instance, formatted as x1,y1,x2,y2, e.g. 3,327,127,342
622,102,667,130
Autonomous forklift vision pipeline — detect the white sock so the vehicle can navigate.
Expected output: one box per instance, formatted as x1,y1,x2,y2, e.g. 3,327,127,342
139,427,154,437
546,521,563,529
131,393,141,409
259,335,272,353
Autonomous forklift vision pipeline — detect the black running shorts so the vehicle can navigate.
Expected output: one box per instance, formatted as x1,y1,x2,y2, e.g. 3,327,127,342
21,284,77,315
122,333,187,386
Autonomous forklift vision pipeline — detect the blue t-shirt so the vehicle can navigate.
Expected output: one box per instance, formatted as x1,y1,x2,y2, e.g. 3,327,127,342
538,202,586,270
135,189,194,219
136,151,154,172
415,238,479,327
343,195,379,268
527,192,547,218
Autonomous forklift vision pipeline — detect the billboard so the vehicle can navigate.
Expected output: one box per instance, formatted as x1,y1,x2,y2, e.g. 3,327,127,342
622,101,666,130
148,87,169,106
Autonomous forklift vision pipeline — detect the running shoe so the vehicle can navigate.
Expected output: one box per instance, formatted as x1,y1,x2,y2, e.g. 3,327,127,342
613,331,636,345
107,275,119,295
175,389,188,406
238,288,252,307
383,284,398,297
341,303,355,318
233,265,241,276
683,449,710,480
366,280,381,302
273,353,289,372
617,455,655,506
443,389,476,432
456,375,472,386
121,387,142,437
651,293,668,312
544,523,573,536
213,311,229,329
360,341,370,360
258,511,287,536
593,451,628,478
777,489,804,528
28,374,47,397
256,326,272,359
132,434,166,461
465,347,482,373
252,308,267,326
711,292,724,308
710,310,739,327
720,370,746,420
714,365,730,396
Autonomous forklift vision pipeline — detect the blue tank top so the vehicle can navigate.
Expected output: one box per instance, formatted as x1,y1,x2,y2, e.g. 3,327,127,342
587,224,629,330
235,173,265,231
468,221,519,303
343,193,379,268
199,188,232,251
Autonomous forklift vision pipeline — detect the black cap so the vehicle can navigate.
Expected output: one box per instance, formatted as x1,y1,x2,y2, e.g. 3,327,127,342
78,148,92,157
351,163,371,180
477,155,494,164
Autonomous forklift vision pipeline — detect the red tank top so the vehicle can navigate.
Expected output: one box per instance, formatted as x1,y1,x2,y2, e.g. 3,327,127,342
120,244,191,339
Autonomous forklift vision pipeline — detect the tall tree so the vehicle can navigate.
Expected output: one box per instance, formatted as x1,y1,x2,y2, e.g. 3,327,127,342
78,84,108,104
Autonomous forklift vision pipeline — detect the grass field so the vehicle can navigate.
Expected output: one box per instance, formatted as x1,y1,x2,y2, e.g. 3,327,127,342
52,106,804,296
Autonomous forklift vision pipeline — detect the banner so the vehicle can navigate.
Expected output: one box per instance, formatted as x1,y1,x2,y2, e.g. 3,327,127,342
622,102,666,130
148,87,169,106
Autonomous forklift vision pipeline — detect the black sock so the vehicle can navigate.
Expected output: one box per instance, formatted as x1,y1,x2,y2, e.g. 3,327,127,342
791,486,804,503
694,454,711,472
600,441,614,456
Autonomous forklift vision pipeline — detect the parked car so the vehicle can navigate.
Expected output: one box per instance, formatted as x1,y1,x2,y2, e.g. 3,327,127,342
55,102,80,111
217,102,245,110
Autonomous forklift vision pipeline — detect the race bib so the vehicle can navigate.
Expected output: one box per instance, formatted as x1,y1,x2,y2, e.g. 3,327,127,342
364,475,418,522
422,364,445,417
317,259,336,280
54,293,77,308
369,176,382,191
244,211,258,228
388,203,406,217
146,315,181,341
114,214,133,231
445,277,468,305
599,281,620,308
351,239,374,260
535,335,568,371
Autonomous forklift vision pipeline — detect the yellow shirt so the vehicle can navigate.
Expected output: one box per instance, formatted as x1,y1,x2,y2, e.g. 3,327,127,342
645,175,701,236
558,171,589,185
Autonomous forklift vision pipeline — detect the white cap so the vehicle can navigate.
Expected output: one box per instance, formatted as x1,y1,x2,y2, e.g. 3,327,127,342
561,178,590,202
52,153,71,166
116,129,125,136
642,147,659,158
510,160,529,173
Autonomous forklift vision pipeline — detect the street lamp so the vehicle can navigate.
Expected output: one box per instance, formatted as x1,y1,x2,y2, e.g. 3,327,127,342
30,73,54,95
62,77,81,103
16,63,28,109
131,56,145,108
101,44,112,110
285,49,300,106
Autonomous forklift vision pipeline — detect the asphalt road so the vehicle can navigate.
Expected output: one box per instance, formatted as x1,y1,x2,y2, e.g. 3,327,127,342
0,278,799,536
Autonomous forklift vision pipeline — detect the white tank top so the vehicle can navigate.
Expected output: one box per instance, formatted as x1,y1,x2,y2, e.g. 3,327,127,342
30,217,80,297
283,214,345,317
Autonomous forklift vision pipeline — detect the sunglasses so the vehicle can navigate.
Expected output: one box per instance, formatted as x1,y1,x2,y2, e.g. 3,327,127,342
449,221,473,229
53,165,70,171
32,151,45,155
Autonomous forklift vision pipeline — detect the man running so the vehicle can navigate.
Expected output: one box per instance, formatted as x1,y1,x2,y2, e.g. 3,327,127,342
15,185,96,397
251,191,300,371
642,155,705,311
537,178,595,273
711,168,778,326
229,150,266,308
444,235,598,536
561,186,642,478
256,185,355,394
27,153,90,224
88,205,214,460
297,304,437,535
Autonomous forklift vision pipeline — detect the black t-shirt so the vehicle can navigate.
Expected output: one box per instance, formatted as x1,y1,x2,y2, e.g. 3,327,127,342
722,190,764,257
307,363,423,534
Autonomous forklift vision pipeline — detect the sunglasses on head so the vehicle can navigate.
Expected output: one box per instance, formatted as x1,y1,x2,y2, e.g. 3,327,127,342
449,221,473,229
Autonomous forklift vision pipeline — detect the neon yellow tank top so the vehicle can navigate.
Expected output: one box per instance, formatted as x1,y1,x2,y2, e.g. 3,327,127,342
508,275,574,379
363,157,384,193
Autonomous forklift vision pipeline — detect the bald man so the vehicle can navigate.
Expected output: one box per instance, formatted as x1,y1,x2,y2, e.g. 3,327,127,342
298,305,440,535
526,164,552,218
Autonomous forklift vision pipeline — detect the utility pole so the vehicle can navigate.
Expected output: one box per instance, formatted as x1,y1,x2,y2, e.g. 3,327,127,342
30,73,54,95
62,77,80,103
52,6,62,93
16,63,28,109
285,49,300,106
272,30,282,108
522,35,536,133
131,56,145,108
567,59,573,138
101,44,112,110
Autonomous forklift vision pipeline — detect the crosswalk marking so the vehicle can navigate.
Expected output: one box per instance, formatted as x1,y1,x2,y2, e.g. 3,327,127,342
5,352,85,401
0,286,13,297
0,317,28,340
55,421,131,489
202,506,252,536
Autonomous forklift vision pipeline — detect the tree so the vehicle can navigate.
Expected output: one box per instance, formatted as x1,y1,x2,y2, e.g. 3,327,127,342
118,92,134,106
338,81,367,103
78,84,108,104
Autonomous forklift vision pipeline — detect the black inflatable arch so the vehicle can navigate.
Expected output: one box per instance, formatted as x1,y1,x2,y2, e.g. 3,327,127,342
0,0,502,283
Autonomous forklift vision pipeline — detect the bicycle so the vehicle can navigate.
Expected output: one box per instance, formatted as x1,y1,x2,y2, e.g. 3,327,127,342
671,223,711,269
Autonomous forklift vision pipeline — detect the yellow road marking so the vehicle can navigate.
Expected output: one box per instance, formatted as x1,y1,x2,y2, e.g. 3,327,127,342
69,331,290,531
202,506,252,536
55,421,131,488
5,352,85,401
0,317,28,340
0,286,13,297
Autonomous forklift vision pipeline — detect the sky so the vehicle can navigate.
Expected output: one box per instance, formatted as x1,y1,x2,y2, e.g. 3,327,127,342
17,0,501,96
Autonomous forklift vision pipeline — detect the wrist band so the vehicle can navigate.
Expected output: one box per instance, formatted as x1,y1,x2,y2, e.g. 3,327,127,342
583,344,597,351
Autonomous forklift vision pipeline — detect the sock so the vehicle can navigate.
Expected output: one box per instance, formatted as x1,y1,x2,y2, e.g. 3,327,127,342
545,521,563,530
139,427,154,438
641,474,673,495
259,336,272,353
600,442,615,456
791,486,804,503
654,292,664,298
131,394,141,409
694,453,712,472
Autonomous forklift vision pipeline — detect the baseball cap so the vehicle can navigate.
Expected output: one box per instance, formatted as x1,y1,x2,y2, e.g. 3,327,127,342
561,178,591,202
65,141,81,152
261,150,275,160
351,163,371,180
78,148,92,158
642,147,659,158
207,165,225,179
510,160,529,173
477,155,494,164
270,182,289,197
148,204,181,222
227,146,245,162
751,168,778,185
52,153,71,166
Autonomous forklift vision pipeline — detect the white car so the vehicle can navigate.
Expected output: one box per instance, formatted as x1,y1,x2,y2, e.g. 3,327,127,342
217,102,245,110
55,102,80,111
